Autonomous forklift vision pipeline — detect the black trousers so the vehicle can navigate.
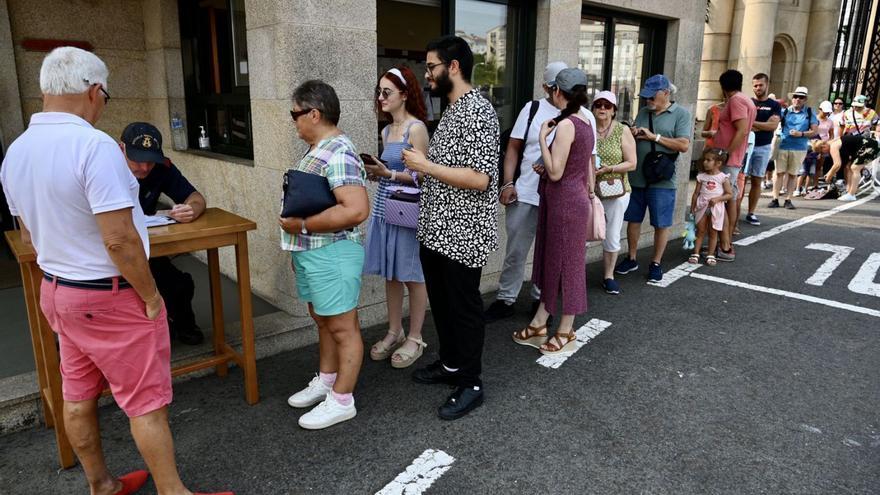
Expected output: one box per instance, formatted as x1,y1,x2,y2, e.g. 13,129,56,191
419,245,485,388
149,257,196,331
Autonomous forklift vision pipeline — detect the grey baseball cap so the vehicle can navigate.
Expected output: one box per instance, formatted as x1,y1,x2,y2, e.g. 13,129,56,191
554,68,587,92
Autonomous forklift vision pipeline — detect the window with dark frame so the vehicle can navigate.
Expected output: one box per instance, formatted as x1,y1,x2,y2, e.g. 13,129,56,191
178,0,253,160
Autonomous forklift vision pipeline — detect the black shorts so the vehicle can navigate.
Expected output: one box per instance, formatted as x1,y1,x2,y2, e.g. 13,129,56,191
840,133,880,166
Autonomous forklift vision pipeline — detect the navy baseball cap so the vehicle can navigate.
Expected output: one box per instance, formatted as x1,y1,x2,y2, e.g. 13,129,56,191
639,74,671,98
121,122,166,164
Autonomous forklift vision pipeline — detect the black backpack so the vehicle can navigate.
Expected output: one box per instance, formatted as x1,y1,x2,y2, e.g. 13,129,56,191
498,100,540,185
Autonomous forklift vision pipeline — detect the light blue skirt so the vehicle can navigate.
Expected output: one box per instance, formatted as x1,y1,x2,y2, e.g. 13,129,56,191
363,215,424,283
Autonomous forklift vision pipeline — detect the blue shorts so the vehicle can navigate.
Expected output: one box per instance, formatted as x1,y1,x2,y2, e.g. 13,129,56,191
745,144,772,177
291,240,364,316
624,186,676,228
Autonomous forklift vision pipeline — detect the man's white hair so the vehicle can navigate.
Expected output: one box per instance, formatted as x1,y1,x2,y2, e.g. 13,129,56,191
39,47,108,96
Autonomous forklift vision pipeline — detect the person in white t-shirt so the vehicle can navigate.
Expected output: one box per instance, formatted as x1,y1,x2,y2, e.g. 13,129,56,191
0,47,231,495
484,61,597,322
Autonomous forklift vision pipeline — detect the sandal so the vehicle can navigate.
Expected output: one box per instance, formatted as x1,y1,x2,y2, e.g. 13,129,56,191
688,253,700,264
705,255,717,266
539,331,578,356
391,337,427,369
370,330,405,361
512,324,548,349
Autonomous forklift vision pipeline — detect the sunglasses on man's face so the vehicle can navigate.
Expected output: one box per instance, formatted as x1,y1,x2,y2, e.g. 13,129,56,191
792,95,806,100
290,108,314,121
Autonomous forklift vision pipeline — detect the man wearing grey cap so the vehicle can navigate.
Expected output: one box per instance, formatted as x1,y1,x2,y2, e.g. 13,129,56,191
485,61,597,322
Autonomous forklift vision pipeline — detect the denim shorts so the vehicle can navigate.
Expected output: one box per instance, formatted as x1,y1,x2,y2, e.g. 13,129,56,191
624,186,676,228
292,240,364,316
745,144,772,177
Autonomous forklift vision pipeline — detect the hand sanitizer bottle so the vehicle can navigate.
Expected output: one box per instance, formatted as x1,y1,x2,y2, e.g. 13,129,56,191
198,125,210,150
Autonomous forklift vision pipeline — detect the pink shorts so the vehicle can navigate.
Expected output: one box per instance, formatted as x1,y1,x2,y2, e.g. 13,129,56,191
39,278,173,417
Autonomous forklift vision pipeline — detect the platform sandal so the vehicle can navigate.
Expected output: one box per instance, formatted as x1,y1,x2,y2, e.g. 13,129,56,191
705,255,717,266
539,331,578,356
512,324,548,349
370,329,405,361
391,337,427,369
688,253,700,264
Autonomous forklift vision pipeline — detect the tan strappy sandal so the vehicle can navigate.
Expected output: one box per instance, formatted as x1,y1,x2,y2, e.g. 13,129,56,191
370,329,405,361
512,324,548,349
539,331,578,356
391,337,427,369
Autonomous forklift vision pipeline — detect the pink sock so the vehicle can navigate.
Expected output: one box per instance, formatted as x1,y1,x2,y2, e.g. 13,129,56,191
332,390,353,406
319,372,337,387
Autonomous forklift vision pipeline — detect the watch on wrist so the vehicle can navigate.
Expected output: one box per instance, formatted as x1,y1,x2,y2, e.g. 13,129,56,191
655,133,662,143
300,217,308,235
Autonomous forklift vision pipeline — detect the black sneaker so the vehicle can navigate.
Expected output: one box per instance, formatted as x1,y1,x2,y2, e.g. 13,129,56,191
602,278,621,295
647,262,663,283
412,360,459,386
745,213,760,226
484,300,515,322
767,199,780,208
171,323,204,345
438,386,484,420
784,199,796,209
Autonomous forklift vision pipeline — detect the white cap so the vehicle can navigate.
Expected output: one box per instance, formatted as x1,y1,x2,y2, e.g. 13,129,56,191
592,90,618,107
543,61,568,86
792,86,809,97
819,100,833,113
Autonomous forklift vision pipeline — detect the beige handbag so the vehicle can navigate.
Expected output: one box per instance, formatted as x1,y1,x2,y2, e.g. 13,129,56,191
596,173,626,200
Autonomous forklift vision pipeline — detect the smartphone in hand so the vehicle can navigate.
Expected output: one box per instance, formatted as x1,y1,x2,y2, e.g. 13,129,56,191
359,153,386,165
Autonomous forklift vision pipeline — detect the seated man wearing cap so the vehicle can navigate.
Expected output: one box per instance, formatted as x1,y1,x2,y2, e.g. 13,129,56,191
120,122,207,345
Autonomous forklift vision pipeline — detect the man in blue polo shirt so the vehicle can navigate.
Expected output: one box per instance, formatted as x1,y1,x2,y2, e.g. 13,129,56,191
615,74,692,283
120,122,207,344
769,86,818,209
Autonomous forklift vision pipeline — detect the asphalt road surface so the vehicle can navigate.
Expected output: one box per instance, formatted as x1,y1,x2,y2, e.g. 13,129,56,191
2,192,878,494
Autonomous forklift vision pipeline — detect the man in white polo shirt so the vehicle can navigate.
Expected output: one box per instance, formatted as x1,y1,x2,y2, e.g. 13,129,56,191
0,47,230,495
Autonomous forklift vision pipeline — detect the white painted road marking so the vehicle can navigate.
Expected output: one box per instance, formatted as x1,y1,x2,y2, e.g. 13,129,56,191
647,261,702,288
536,318,612,369
849,253,880,298
734,191,878,247
804,244,855,286
376,449,455,495
690,273,880,318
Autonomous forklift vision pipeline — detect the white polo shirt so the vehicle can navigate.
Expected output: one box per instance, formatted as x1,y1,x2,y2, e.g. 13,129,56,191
0,112,148,280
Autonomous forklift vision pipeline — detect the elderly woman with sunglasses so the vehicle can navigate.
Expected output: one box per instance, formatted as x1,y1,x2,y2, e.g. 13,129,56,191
591,91,636,295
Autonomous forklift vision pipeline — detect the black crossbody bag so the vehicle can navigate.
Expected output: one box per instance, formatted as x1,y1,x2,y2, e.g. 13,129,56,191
280,169,337,218
642,111,678,184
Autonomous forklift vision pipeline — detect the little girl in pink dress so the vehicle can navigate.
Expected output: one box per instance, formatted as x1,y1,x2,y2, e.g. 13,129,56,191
690,148,733,265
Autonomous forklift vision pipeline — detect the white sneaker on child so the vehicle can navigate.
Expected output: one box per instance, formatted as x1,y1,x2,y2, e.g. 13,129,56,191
298,393,356,430
287,374,331,408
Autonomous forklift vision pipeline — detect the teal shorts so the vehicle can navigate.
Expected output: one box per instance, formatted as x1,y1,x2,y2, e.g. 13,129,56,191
291,240,364,316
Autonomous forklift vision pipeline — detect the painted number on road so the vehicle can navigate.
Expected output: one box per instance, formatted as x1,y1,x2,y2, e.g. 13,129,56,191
805,244,880,298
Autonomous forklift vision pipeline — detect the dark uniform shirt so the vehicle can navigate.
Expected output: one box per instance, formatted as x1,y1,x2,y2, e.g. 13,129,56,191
137,160,197,215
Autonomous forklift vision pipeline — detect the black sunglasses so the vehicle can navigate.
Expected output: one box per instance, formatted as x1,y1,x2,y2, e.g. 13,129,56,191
83,79,110,104
290,108,314,121
792,95,806,100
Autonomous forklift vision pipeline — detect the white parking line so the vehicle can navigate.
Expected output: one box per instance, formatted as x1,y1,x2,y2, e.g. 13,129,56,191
804,243,855,286
734,191,879,247
375,449,455,495
690,273,880,318
536,318,612,369
849,253,880,298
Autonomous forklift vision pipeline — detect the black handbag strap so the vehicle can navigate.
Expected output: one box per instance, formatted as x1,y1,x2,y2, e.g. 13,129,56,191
516,100,541,165
648,111,656,153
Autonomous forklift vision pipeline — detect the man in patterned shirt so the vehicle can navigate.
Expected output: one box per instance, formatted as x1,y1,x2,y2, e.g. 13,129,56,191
403,35,499,420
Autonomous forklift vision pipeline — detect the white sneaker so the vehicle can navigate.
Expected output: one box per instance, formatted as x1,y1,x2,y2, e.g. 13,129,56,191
838,193,857,202
793,189,803,197
298,393,356,430
287,375,331,408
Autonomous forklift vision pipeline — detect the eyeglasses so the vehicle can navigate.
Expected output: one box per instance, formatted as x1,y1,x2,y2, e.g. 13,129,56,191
290,108,314,121
425,62,446,72
834,101,844,105
375,88,401,100
792,95,806,100
83,79,110,104
593,101,615,110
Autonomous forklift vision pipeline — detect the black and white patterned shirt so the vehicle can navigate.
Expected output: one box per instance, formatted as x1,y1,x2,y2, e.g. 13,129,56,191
418,89,500,268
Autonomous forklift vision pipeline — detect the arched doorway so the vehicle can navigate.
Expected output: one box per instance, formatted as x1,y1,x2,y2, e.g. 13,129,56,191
770,35,796,99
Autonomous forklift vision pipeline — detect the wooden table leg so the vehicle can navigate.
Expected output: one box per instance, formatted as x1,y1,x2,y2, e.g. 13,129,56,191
19,263,52,428
207,248,228,377
26,264,76,469
234,232,259,404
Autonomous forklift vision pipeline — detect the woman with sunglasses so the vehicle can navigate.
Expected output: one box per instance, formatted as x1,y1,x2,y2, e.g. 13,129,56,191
362,66,431,368
591,91,636,295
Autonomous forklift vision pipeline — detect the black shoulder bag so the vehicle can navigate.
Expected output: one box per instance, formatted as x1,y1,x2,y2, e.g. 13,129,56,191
642,111,679,184
498,100,541,184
